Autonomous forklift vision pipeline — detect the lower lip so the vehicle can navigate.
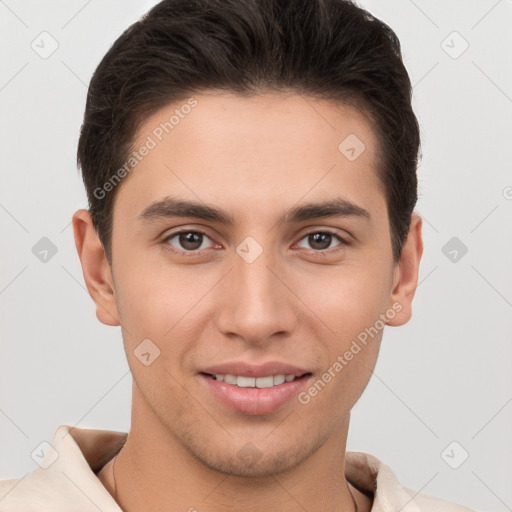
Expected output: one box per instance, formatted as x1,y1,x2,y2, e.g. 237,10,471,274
200,374,312,415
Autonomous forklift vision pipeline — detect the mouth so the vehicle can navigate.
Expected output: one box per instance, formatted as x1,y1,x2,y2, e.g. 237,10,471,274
198,368,313,415
201,372,311,388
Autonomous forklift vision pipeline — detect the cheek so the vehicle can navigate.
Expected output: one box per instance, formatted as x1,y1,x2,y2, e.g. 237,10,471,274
302,263,390,333
114,255,196,335
114,261,215,377
304,339,380,421
298,265,387,393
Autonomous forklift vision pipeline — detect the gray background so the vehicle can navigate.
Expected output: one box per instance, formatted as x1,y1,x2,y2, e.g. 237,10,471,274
1,1,511,511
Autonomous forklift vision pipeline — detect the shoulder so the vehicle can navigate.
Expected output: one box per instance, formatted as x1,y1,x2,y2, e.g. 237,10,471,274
0,477,22,496
345,451,476,512
0,474,54,512
0,424,124,512
402,486,476,512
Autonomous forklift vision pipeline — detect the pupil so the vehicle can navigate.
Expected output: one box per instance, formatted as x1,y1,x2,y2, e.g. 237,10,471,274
310,233,331,250
180,232,202,250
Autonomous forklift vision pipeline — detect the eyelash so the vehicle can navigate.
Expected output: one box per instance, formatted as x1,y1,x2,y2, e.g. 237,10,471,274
161,229,349,257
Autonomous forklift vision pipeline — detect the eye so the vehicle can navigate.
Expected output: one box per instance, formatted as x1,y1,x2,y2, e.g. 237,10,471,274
162,228,349,257
295,231,347,252
163,230,216,255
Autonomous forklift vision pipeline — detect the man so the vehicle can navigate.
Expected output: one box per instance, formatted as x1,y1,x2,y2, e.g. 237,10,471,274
0,0,475,510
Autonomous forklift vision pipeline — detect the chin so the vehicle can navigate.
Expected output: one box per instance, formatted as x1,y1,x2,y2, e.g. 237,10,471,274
184,434,318,478
198,451,303,478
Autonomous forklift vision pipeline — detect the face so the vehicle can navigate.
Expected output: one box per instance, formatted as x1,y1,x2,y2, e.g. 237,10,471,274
74,91,421,478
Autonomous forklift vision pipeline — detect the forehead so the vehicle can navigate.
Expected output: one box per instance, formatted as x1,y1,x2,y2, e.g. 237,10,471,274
113,91,384,221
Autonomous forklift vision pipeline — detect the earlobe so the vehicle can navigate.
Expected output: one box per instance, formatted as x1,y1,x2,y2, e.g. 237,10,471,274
386,213,423,327
72,209,120,327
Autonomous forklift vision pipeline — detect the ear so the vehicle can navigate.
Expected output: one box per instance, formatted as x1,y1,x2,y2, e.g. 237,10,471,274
72,209,120,327
386,213,423,326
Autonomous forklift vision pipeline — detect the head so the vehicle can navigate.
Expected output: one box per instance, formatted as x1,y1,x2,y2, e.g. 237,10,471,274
73,0,423,477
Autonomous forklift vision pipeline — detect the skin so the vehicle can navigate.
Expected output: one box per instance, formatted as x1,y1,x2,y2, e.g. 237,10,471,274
73,91,423,512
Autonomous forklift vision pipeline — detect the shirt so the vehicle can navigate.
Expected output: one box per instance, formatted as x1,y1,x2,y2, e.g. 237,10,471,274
0,424,475,511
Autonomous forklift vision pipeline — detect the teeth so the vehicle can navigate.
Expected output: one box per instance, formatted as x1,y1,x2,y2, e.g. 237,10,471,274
211,374,298,388
273,374,285,385
224,374,237,385
237,376,256,387
255,376,274,388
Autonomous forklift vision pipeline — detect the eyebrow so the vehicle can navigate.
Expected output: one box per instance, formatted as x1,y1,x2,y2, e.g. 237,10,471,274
137,195,371,226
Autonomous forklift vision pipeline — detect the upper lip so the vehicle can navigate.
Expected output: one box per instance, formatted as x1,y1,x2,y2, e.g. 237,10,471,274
200,361,310,378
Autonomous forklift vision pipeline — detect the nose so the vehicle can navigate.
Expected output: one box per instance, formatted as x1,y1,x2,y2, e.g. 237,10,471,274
216,239,297,347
